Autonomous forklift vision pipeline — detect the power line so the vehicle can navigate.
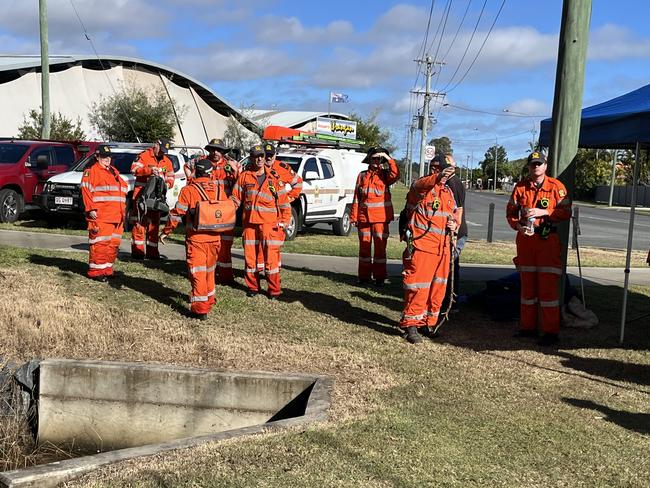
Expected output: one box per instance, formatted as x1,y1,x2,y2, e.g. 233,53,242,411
445,0,507,93
442,102,547,117
68,0,141,142
439,0,488,92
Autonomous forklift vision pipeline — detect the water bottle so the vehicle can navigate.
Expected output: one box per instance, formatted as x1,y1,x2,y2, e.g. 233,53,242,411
525,215,535,236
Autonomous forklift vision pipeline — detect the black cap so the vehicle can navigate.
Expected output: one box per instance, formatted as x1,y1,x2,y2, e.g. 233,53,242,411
156,139,171,154
205,138,229,151
249,144,265,157
194,158,214,177
527,151,546,165
96,144,111,157
264,143,276,156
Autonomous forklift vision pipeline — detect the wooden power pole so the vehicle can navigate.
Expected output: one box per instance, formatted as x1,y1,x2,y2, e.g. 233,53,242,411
39,0,51,139
548,0,592,295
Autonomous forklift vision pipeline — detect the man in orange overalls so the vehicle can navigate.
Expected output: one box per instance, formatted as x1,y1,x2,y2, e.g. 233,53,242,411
202,138,240,285
506,151,572,346
80,144,128,281
231,145,291,299
130,139,174,259
400,162,458,344
253,142,304,274
350,147,400,286
160,159,222,320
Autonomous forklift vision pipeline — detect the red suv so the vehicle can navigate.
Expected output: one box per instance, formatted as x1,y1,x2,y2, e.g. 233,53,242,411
0,139,97,223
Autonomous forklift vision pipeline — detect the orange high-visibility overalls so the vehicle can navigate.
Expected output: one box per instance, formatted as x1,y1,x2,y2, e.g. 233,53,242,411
80,162,128,278
130,148,174,259
231,168,291,296
506,176,572,334
161,177,222,315
255,159,303,274
211,156,240,284
350,158,400,281
400,174,457,328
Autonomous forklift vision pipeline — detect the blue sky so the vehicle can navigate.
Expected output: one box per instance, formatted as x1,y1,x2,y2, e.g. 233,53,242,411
2,0,650,166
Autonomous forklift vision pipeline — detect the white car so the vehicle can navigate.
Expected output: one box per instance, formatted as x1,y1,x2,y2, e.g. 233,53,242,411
41,144,187,227
241,146,367,240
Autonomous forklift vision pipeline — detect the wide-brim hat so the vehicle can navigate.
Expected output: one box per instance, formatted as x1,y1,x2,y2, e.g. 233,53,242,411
205,138,229,151
362,146,389,164
156,139,171,153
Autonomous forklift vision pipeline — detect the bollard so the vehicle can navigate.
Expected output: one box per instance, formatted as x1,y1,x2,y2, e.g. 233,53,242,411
487,202,495,243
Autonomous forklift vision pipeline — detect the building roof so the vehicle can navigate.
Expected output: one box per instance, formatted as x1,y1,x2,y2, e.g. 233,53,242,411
250,110,350,129
0,54,260,135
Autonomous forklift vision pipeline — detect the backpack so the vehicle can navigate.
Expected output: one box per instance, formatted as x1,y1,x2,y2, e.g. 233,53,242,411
191,183,236,232
138,175,169,214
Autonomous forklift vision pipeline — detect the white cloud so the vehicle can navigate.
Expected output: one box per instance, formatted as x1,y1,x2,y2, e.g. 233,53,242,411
504,98,550,117
0,0,167,44
256,16,354,44
169,45,295,82
589,24,650,60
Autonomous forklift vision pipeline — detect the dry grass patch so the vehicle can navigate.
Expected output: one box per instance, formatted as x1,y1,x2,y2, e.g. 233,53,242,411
0,246,648,486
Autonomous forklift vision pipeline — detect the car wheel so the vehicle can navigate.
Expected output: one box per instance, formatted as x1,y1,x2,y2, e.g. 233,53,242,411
0,189,23,223
284,206,298,241
333,206,352,236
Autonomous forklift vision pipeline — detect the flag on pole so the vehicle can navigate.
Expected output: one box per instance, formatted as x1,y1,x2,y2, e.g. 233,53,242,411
330,92,350,103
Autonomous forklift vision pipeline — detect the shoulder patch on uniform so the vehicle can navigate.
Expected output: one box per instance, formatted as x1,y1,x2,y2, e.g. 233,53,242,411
83,170,90,177
559,189,566,197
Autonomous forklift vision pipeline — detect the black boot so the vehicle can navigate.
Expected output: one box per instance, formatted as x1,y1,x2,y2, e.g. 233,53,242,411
405,326,422,344
538,333,559,347
513,329,537,338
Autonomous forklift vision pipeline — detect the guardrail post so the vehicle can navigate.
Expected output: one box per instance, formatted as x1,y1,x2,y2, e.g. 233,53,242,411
487,202,495,243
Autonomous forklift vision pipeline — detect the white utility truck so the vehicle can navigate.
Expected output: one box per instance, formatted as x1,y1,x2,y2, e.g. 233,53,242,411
275,145,367,240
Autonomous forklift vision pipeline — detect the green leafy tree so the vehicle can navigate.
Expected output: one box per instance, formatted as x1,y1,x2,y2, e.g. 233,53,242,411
17,109,85,141
480,144,509,186
428,136,453,155
348,112,396,153
572,149,614,199
90,84,184,143
223,104,262,158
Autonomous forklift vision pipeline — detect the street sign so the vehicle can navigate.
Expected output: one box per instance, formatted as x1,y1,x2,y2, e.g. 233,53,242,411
425,145,435,161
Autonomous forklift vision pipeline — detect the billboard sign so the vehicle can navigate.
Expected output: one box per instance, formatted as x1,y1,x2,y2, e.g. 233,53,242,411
316,117,357,140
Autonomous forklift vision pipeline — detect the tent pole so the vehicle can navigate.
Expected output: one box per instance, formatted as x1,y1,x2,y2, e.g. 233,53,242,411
608,149,617,206
619,141,641,344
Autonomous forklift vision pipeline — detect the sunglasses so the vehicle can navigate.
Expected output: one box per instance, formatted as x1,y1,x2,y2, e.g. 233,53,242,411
528,161,545,167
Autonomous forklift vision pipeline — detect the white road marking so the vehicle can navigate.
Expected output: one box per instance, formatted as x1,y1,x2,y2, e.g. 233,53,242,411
466,220,483,227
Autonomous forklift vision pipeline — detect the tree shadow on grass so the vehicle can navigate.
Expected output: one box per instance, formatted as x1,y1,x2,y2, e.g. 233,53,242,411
279,287,402,337
27,254,188,314
435,285,650,352
556,351,650,387
563,398,650,435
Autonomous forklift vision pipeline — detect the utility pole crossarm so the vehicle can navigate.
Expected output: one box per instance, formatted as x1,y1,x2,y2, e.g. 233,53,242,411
412,56,445,178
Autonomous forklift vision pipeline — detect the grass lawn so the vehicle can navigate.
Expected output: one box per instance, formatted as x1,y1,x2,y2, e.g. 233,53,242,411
0,244,648,487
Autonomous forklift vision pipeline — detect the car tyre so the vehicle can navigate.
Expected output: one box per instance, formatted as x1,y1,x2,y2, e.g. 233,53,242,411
0,189,23,223
333,206,352,236
284,206,299,241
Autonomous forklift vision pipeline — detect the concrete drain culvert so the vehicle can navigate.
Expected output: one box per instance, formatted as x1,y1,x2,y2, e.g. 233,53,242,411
1,359,332,488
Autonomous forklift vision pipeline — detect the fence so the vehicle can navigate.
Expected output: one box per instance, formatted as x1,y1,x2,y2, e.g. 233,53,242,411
594,185,650,207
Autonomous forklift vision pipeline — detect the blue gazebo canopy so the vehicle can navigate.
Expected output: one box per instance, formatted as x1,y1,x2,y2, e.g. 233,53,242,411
539,83,650,149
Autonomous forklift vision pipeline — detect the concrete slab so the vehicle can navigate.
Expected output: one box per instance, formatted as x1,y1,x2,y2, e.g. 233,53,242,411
0,360,332,488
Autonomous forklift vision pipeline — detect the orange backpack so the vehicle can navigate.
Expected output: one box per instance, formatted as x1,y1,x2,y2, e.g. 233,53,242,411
191,183,236,232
